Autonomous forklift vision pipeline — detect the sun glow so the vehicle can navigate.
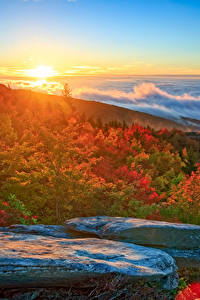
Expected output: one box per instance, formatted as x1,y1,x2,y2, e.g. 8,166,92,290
24,66,57,79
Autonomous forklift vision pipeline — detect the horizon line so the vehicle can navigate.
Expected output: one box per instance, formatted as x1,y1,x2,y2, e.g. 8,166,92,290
1,74,200,80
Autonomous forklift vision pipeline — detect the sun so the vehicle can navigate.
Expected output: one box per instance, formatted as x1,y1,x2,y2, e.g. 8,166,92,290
25,66,57,79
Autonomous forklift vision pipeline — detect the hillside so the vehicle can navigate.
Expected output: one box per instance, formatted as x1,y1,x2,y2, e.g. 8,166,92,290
0,83,200,227
69,97,192,131
0,84,193,131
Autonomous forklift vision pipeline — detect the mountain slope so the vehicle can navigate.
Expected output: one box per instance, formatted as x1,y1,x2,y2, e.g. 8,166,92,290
70,97,191,131
0,84,196,131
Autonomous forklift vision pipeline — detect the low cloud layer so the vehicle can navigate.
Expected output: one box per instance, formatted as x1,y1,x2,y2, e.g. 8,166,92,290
73,82,200,120
1,78,200,121
1,79,63,95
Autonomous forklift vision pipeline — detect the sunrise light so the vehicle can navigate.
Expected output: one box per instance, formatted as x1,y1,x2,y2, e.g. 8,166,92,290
24,66,57,79
0,1,200,298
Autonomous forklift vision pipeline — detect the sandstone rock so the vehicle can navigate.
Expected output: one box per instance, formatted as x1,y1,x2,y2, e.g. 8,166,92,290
64,216,200,249
0,232,178,290
0,224,72,239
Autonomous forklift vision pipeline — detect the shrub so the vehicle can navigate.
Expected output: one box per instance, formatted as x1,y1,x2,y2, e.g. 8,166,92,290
0,194,37,226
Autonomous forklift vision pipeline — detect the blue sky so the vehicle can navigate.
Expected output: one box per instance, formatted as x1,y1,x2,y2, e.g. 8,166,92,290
0,0,200,76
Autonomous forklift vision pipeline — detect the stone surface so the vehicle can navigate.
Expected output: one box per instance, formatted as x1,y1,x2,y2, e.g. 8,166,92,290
163,248,200,268
0,232,178,290
64,216,200,249
0,224,72,239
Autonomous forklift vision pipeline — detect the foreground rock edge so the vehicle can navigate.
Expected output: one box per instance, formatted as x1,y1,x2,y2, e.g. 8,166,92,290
0,224,72,239
1,222,199,268
0,232,178,290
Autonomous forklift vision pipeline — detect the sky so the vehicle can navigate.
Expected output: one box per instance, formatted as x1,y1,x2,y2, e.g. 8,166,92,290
0,0,200,77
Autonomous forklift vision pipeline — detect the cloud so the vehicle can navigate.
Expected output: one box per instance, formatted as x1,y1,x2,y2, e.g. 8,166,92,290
73,82,200,102
72,66,101,70
0,66,24,77
0,79,63,95
1,77,200,121
133,83,200,101
72,82,200,120
65,66,106,75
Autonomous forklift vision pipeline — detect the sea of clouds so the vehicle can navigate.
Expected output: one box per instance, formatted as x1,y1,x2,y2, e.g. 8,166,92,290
72,77,200,122
1,76,200,122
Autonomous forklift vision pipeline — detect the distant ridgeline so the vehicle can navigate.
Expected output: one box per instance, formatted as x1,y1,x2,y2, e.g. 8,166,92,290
0,84,200,226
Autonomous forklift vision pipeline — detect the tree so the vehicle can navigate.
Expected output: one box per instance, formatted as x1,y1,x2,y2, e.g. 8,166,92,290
63,83,72,99
63,83,76,112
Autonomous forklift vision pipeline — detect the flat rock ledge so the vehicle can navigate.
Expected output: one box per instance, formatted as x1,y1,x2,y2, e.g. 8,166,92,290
0,224,72,239
64,216,200,249
0,232,178,290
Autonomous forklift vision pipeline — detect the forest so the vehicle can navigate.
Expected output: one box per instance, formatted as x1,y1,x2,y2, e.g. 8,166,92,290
0,84,200,226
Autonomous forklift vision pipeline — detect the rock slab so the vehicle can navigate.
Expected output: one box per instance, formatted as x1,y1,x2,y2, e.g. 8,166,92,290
0,232,178,290
163,248,200,268
64,216,200,249
0,224,72,239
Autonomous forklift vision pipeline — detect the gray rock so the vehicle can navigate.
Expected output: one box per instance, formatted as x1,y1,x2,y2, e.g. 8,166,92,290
163,248,200,268
64,216,200,249
0,225,73,239
0,232,178,290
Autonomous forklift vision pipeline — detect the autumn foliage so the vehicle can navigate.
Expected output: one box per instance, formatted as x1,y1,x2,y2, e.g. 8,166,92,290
0,85,199,225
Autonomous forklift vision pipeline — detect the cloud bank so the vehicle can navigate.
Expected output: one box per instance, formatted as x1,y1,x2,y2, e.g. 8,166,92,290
1,78,200,121
73,82,200,120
